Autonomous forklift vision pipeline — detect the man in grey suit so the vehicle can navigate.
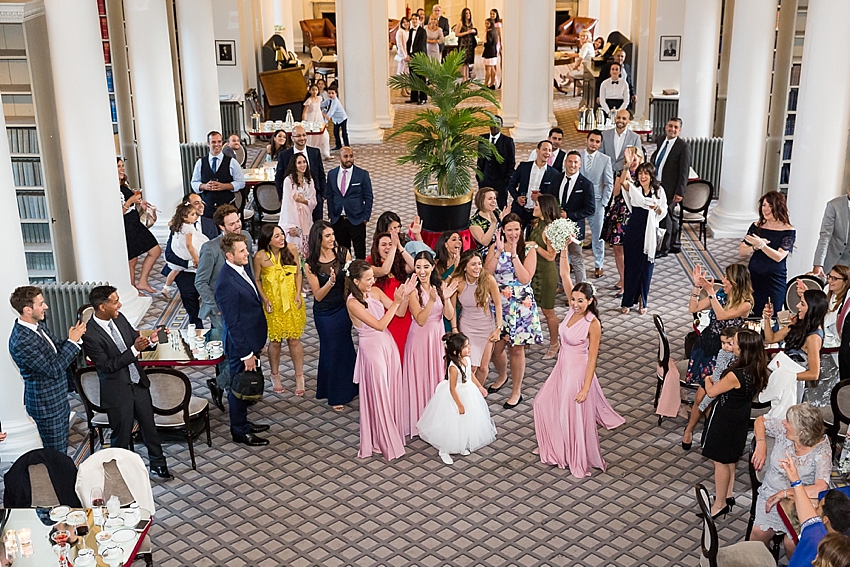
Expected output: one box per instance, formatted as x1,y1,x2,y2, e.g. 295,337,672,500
580,130,614,278
813,185,850,277
601,109,642,175
194,203,254,411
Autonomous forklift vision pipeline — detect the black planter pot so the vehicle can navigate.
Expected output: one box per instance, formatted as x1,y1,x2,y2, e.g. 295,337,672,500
414,189,473,233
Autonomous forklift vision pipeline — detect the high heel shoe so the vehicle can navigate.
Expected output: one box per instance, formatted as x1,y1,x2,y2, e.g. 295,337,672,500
696,504,731,520
682,429,693,450
726,497,736,509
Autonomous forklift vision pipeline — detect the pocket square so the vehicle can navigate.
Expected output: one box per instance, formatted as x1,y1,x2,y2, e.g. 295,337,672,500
351,183,361,186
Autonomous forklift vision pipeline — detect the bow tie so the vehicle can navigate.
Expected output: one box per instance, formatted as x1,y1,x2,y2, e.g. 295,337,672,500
611,81,619,84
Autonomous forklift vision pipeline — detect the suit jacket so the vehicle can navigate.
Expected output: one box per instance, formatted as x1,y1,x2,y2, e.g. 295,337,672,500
651,137,692,200
528,148,566,173
814,195,850,272
82,313,151,409
580,150,614,206
437,15,450,37
557,173,595,239
600,128,642,173
195,230,255,320
506,161,560,203
215,263,267,360
326,165,373,226
162,217,219,274
3,448,82,508
407,26,427,56
477,133,515,189
275,146,326,220
8,321,78,418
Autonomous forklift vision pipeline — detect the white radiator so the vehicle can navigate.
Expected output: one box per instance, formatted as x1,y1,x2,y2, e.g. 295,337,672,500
650,99,679,141
220,101,244,140
180,143,208,197
39,282,103,338
682,137,723,198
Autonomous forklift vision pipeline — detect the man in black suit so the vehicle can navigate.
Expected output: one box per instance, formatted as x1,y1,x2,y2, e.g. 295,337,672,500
432,5,450,40
506,140,561,229
275,125,326,221
82,285,172,479
190,131,246,218
406,13,428,104
650,117,692,256
326,147,373,259
162,193,220,328
215,233,270,447
527,128,566,173
477,115,515,210
557,151,595,283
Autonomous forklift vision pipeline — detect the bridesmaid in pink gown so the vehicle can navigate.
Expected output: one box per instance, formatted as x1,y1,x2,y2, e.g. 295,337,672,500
346,260,417,461
533,257,625,477
403,251,458,437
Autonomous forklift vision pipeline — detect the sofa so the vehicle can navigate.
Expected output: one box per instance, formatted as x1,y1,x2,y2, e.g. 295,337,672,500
556,17,598,48
300,18,336,53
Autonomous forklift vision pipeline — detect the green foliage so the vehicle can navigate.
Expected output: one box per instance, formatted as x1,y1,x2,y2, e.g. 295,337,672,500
387,51,503,197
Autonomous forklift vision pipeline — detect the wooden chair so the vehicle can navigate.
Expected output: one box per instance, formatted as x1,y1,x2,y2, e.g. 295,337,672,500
826,379,850,453
696,483,776,566
311,46,336,82
653,314,698,425
253,182,281,228
299,18,336,53
746,437,785,561
146,368,211,471
677,180,713,250
74,366,112,454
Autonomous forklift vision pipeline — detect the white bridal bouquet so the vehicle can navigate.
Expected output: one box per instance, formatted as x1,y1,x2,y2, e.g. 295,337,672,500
543,218,579,252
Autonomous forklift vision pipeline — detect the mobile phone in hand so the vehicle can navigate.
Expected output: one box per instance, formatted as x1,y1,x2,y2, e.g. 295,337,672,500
156,328,168,344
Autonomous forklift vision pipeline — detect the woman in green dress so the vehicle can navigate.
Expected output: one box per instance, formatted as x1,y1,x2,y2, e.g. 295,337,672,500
529,194,564,360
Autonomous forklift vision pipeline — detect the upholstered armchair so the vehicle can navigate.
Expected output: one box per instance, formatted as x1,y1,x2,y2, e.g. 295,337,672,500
300,18,336,52
555,17,598,48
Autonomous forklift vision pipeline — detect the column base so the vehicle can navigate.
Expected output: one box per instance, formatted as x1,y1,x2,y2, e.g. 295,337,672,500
347,123,384,144
510,121,553,143
707,205,758,238
376,105,394,129
0,415,42,462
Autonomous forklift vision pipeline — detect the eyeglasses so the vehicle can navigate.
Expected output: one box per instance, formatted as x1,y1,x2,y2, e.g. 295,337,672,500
827,274,847,282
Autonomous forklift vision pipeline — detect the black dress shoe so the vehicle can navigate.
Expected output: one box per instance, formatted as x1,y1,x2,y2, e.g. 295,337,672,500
232,432,269,446
149,466,174,480
247,421,270,433
669,247,682,254
654,250,669,259
206,378,225,412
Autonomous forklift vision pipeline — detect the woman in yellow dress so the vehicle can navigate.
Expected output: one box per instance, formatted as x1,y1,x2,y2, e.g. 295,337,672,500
252,224,307,395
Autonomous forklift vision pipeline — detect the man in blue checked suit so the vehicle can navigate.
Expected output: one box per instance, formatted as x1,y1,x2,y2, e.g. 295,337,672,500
8,286,86,453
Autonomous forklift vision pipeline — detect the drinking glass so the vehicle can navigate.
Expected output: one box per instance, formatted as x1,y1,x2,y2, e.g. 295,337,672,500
52,529,71,547
90,487,104,508
55,542,70,566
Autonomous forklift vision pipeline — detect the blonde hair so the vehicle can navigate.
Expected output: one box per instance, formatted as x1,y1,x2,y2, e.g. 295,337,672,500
786,403,826,447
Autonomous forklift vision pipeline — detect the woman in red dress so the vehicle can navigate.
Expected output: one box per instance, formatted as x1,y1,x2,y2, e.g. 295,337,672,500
367,231,415,358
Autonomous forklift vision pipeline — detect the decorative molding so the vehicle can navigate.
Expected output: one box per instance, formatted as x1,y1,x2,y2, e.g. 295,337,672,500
23,0,45,22
0,5,25,24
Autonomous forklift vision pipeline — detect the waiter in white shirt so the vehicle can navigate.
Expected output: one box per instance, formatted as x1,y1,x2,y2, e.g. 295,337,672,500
597,63,631,116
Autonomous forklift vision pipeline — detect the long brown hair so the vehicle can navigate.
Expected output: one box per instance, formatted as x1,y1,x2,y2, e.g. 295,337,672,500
757,191,791,226
722,329,769,394
344,259,372,308
370,232,408,283
413,251,445,307
285,153,313,187
257,224,296,266
452,249,492,308
723,264,754,312
501,213,527,263
169,203,195,235
533,194,560,228
635,162,662,198
828,265,850,312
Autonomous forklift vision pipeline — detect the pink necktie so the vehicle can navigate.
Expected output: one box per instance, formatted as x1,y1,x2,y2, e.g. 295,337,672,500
340,169,348,197
547,153,555,166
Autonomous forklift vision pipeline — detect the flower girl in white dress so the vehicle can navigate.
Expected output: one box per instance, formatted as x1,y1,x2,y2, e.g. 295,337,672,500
417,333,497,464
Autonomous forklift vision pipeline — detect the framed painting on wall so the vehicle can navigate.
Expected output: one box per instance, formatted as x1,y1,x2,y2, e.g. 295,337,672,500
659,36,680,61
216,40,237,66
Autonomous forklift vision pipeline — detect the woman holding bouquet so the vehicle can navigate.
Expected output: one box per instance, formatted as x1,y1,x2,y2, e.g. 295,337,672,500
530,195,563,359
620,163,667,314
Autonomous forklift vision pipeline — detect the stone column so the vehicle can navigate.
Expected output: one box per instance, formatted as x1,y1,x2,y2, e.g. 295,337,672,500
503,0,556,142
630,0,656,121
785,0,850,276
0,106,43,461
175,0,222,142
707,0,778,238
677,0,721,138
123,0,185,237
43,0,150,323
273,0,295,52
336,0,383,143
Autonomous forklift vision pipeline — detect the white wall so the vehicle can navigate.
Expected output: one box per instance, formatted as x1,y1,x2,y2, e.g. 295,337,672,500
650,0,685,92
213,0,245,97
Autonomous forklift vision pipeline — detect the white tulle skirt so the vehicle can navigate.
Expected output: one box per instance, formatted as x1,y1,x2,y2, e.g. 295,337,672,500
417,378,497,455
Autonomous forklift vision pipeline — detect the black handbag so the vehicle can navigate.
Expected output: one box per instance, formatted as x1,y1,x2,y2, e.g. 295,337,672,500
232,366,264,402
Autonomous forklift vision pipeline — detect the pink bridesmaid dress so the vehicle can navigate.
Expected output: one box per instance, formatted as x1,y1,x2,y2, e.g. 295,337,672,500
351,294,406,461
402,289,446,437
533,309,625,477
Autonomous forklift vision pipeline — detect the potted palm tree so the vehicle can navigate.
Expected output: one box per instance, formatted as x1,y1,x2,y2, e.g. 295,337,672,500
388,51,503,232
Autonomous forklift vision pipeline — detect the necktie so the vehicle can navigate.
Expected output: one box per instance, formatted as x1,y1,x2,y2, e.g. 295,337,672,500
655,141,668,169
612,80,619,84
491,136,496,144
586,152,594,170
211,156,218,173
37,327,57,354
108,321,141,384
340,169,349,197
547,153,555,166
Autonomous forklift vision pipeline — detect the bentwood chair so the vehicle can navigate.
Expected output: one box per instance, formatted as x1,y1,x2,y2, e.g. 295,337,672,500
253,182,281,229
677,180,713,250
74,367,113,454
745,438,785,561
146,368,211,470
695,483,775,566
653,314,697,425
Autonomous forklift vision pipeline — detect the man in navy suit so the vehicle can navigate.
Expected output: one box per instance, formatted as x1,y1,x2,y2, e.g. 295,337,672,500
506,140,561,229
650,117,692,256
82,285,172,479
477,116,516,210
215,233,270,447
162,193,220,328
275,125,326,221
8,286,85,453
326,147,373,259
557,151,596,283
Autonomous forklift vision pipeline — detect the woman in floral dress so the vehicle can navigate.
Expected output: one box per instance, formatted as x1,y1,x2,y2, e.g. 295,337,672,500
485,213,542,409
602,145,643,294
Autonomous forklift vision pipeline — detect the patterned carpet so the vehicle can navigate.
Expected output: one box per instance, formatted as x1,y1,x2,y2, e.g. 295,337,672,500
3,92,782,566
